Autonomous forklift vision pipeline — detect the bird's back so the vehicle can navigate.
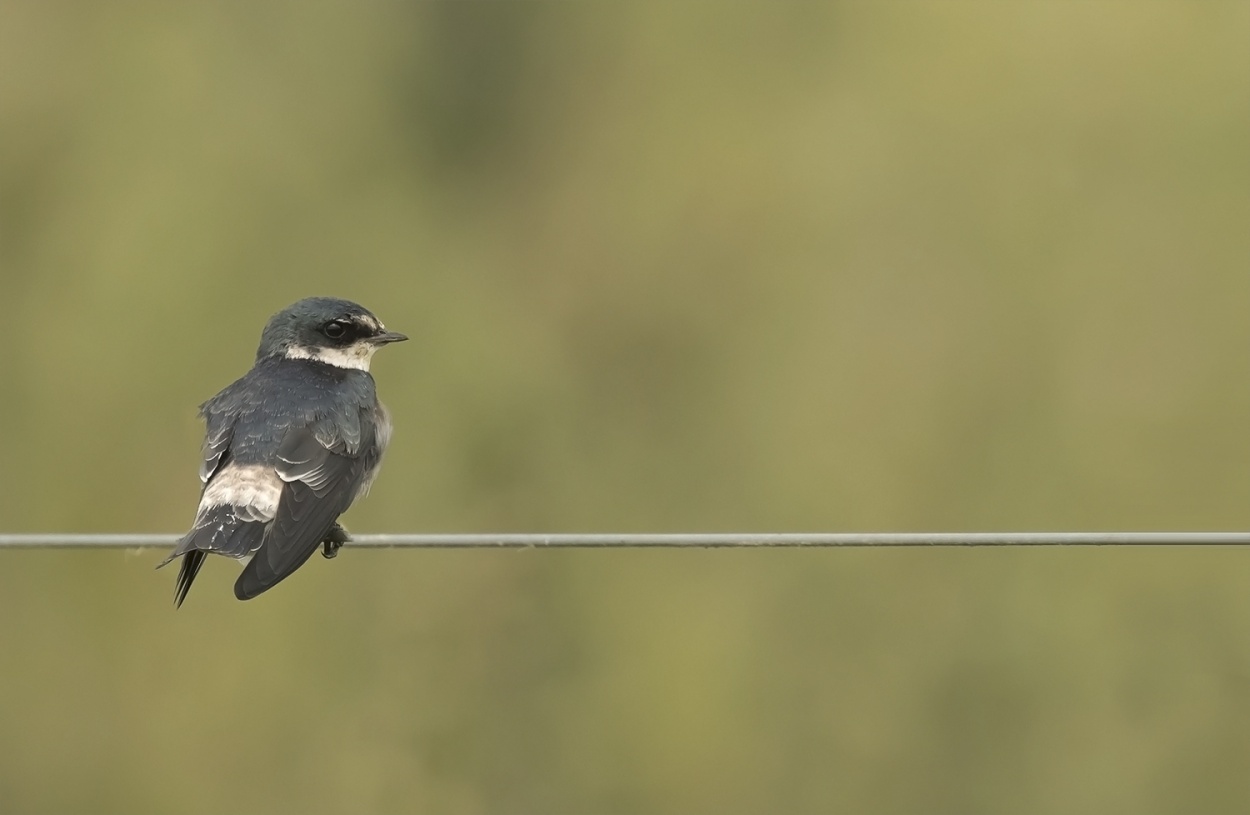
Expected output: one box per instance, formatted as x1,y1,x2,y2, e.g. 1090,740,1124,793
163,357,388,604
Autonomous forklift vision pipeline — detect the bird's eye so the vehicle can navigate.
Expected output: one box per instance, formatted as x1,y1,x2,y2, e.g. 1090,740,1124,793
322,321,349,340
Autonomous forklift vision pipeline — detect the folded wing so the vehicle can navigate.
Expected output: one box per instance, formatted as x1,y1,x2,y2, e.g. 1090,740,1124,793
233,422,371,600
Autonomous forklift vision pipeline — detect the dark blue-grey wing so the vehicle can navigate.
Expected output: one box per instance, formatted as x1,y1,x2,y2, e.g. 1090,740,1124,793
199,406,235,483
232,425,368,600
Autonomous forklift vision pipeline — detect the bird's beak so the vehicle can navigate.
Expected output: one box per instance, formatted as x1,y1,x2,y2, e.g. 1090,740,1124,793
371,331,409,345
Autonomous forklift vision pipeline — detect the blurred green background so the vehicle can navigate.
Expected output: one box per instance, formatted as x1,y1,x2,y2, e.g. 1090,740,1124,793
1,2,1249,813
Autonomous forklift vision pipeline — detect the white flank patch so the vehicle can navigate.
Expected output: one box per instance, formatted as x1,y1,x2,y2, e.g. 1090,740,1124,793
376,404,393,452
285,341,378,371
357,403,393,499
199,463,282,520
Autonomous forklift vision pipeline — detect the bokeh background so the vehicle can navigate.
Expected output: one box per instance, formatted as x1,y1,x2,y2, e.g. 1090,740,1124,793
1,2,1249,813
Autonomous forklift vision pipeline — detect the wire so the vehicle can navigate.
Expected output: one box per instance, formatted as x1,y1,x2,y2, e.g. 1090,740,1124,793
0,532,1249,549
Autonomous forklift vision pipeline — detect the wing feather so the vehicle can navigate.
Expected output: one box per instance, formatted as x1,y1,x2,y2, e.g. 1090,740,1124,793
233,422,371,600
199,411,235,484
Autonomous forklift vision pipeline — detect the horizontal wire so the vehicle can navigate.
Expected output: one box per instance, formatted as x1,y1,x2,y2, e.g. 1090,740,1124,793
1,532,1249,549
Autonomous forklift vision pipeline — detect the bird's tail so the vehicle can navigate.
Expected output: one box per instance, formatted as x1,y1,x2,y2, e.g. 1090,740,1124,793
157,506,267,607
173,550,206,608
154,529,206,608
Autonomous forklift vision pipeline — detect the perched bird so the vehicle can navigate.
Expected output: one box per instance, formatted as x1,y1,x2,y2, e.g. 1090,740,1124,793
158,297,407,606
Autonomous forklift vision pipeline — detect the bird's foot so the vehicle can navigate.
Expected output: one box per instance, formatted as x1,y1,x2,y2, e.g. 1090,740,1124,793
322,523,351,559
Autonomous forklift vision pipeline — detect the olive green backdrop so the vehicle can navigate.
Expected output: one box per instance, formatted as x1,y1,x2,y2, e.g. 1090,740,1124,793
1,3,1249,813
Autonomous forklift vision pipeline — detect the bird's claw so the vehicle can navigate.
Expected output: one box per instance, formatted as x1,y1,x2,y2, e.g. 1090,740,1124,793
321,523,351,559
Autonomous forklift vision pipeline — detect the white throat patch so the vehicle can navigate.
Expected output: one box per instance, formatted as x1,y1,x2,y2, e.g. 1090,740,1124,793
285,341,378,371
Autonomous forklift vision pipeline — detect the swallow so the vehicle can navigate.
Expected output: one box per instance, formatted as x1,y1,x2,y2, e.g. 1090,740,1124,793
158,297,406,605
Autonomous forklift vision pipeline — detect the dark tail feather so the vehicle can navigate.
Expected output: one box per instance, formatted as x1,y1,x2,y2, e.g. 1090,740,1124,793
174,550,206,608
159,508,268,606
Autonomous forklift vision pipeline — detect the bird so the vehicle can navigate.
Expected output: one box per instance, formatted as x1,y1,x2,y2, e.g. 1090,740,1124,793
158,297,407,606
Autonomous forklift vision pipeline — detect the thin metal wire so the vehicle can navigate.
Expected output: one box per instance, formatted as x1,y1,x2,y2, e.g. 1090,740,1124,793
1,532,1249,549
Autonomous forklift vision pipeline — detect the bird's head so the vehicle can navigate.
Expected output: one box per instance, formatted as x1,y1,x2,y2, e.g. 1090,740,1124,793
257,297,408,371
